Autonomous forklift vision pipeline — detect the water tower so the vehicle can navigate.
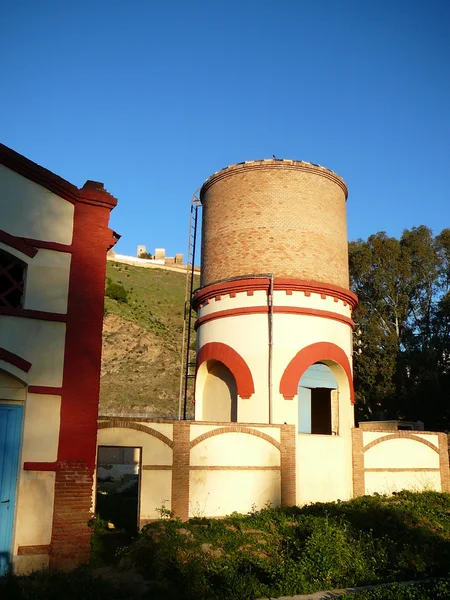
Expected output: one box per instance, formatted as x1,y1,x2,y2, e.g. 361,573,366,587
193,159,357,444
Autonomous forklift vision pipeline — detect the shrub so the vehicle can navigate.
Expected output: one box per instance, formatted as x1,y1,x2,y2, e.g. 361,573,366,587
106,282,128,303
0,568,132,599
119,492,450,600
341,579,450,599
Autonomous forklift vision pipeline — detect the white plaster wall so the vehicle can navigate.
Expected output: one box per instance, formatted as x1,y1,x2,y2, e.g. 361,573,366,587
0,317,66,386
364,438,440,469
365,471,441,495
21,394,61,462
196,314,270,424
189,424,223,441
136,422,173,440
196,296,353,428
97,428,173,466
198,289,352,319
189,470,281,517
416,434,440,449
362,432,394,445
0,370,26,400
296,435,353,505
0,165,74,244
12,554,49,575
23,250,71,314
13,472,55,549
140,471,172,521
190,432,280,467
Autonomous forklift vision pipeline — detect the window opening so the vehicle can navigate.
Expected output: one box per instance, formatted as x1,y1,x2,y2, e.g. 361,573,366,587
0,250,26,309
96,446,141,535
298,363,337,435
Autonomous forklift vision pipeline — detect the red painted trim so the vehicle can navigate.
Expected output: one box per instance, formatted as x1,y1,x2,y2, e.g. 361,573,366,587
197,342,255,399
21,238,73,253
0,347,31,372
24,461,58,471
57,197,116,470
0,144,118,210
0,306,66,321
280,342,354,403
195,305,354,330
0,230,37,258
28,386,63,395
192,277,358,310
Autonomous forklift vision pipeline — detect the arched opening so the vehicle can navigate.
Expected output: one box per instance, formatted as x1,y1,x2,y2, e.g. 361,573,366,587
298,363,338,435
0,249,26,309
202,360,238,422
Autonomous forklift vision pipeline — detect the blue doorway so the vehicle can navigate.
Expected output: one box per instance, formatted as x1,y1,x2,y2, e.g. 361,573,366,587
298,363,337,434
0,404,23,576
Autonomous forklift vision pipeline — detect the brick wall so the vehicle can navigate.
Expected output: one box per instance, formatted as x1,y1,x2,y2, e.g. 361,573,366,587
200,160,349,288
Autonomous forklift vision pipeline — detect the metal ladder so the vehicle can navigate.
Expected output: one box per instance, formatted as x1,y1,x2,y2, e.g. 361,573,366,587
178,190,201,420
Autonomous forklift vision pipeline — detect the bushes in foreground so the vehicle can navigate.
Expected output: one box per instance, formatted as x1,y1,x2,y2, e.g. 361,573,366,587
3,492,450,600
121,491,450,599
0,568,132,600
341,579,450,599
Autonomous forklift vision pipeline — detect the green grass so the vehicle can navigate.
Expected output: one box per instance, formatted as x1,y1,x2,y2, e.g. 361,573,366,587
119,491,450,600
104,261,196,347
100,262,199,415
4,492,450,600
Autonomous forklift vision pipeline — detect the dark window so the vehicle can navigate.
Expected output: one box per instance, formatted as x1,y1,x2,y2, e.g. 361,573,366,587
0,250,26,308
310,388,332,434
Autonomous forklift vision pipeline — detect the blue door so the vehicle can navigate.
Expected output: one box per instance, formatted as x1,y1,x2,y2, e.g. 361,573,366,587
0,404,23,576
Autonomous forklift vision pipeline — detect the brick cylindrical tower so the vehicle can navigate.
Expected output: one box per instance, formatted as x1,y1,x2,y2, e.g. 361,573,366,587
193,159,357,505
200,160,349,289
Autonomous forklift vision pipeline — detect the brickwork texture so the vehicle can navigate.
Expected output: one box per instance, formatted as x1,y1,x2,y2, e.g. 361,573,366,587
200,160,349,288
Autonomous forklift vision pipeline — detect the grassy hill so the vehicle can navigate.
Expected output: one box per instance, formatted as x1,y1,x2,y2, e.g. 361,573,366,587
100,261,199,417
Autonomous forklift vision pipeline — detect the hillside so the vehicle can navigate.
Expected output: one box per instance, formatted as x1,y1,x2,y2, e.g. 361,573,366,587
100,261,199,417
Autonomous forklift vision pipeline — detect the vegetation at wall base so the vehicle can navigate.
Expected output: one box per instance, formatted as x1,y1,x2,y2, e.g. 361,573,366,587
113,491,450,600
340,579,450,599
3,492,450,599
0,568,133,600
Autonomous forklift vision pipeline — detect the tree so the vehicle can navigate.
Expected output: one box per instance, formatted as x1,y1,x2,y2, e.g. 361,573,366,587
350,227,450,430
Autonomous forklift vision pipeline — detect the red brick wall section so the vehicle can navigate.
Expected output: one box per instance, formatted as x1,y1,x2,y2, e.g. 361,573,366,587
51,463,93,569
352,428,365,497
171,422,190,520
439,432,450,493
280,425,296,506
50,183,117,569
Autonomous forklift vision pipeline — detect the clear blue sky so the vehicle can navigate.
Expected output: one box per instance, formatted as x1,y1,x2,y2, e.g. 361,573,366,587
2,0,449,259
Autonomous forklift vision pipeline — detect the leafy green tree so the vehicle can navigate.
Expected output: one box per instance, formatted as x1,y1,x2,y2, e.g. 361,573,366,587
350,227,450,429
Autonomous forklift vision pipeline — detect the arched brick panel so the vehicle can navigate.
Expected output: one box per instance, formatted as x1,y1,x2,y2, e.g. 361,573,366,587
364,433,439,454
190,425,280,450
98,420,174,448
196,342,255,399
280,342,354,403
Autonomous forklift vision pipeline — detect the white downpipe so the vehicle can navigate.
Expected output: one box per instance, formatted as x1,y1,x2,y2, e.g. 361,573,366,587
268,274,274,424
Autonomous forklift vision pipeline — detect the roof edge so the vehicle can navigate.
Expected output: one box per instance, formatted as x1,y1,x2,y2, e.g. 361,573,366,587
200,158,348,200
0,144,117,209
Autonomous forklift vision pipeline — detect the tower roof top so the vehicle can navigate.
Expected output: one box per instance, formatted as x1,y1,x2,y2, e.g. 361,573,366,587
200,158,348,200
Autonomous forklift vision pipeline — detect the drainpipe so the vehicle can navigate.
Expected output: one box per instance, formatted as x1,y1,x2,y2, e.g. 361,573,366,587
193,273,275,424
268,274,274,424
